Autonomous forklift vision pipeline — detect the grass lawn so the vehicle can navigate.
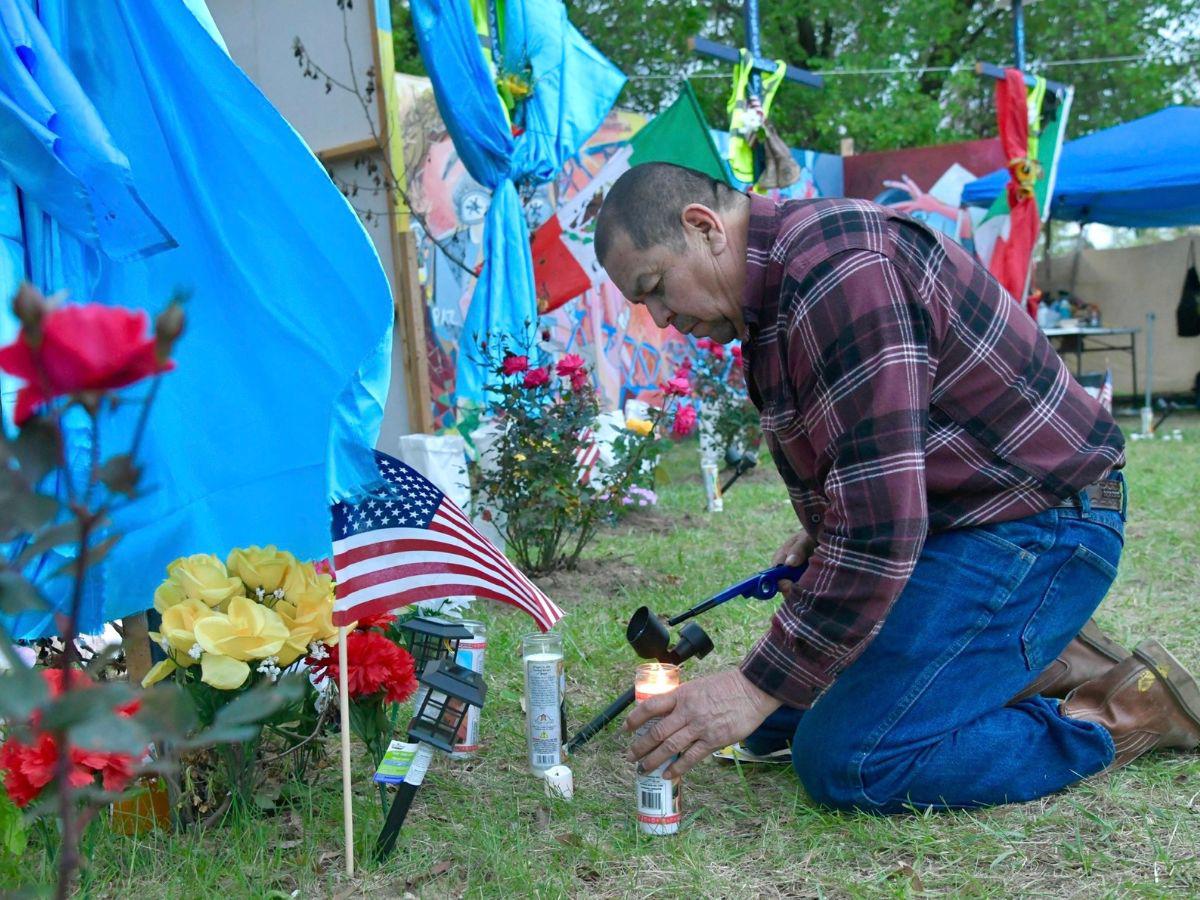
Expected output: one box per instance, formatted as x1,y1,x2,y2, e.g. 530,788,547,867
7,411,1199,898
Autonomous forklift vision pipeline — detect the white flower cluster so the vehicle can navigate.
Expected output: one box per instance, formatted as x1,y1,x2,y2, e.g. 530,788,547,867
256,656,282,682
307,641,330,661
314,680,335,714
188,642,203,660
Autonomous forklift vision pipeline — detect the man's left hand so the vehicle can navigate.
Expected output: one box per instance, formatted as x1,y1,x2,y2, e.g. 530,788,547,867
624,668,782,778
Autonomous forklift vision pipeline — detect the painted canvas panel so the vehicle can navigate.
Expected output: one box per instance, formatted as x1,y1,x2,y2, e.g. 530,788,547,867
841,138,1007,252
396,77,840,430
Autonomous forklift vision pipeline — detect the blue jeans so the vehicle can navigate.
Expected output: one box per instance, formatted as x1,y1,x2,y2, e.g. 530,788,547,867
745,490,1125,813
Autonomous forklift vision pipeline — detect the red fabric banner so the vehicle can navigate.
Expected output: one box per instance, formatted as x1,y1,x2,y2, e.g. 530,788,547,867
988,68,1041,311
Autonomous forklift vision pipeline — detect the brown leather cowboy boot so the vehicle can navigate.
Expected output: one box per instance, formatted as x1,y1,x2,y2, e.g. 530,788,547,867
1010,618,1131,703
1061,639,1200,768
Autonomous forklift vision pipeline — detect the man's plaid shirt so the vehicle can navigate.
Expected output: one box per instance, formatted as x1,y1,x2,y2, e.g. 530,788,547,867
739,195,1125,708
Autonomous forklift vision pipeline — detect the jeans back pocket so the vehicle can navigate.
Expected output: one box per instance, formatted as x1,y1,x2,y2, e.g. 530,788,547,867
1020,542,1120,674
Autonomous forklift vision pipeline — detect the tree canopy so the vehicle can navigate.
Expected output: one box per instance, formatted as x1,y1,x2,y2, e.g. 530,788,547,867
391,0,1199,152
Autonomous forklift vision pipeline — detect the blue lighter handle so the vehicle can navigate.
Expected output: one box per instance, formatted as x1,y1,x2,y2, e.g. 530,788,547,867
666,563,807,626
751,564,806,599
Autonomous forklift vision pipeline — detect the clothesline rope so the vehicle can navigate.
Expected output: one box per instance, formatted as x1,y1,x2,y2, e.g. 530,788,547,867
625,52,1194,81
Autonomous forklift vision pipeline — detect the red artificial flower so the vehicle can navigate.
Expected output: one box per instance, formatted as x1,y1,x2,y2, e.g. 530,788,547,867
0,301,175,424
555,353,586,379
307,630,417,705
663,371,691,397
522,366,550,389
502,353,530,376
695,338,713,351
42,667,91,697
678,357,693,371
313,558,334,577
708,342,726,361
1,733,58,808
355,612,396,632
70,747,136,793
731,344,743,365
672,404,697,438
0,668,144,807
570,370,589,392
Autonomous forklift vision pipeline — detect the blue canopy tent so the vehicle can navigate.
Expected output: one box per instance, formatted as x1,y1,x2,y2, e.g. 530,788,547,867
961,106,1200,227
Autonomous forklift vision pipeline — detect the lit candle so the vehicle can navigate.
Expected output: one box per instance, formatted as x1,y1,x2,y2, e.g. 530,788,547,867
633,663,681,835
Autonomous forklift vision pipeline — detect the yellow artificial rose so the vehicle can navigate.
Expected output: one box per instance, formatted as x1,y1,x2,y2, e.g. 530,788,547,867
274,563,338,665
192,596,289,663
626,417,654,437
153,576,186,614
226,545,297,595
153,598,219,662
200,653,251,690
141,658,178,687
281,560,333,607
275,595,338,666
168,554,245,609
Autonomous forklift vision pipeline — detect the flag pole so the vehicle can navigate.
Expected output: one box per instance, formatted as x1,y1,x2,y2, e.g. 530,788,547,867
338,624,354,876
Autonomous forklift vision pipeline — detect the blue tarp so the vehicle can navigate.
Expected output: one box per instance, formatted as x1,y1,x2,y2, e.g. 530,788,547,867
1,1,392,637
961,106,1200,228
409,0,624,406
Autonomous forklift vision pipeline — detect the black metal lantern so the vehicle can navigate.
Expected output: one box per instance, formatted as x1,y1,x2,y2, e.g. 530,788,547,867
409,658,488,752
399,616,474,671
375,657,487,861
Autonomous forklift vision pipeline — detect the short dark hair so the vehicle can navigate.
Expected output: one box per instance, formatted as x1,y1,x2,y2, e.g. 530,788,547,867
594,163,740,264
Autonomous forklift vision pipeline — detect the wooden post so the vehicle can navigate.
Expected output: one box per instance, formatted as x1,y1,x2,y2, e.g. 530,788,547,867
338,625,355,876
121,612,152,686
840,138,855,156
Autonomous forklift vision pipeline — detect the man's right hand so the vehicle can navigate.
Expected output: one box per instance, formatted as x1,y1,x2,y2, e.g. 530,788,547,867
772,531,815,593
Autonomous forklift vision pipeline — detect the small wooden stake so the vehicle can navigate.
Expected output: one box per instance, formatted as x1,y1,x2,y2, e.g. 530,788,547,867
338,624,354,876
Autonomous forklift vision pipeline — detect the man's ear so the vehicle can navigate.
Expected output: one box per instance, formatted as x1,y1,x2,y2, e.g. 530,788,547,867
681,203,729,254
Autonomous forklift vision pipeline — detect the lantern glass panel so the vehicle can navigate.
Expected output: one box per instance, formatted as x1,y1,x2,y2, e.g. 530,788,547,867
412,689,469,752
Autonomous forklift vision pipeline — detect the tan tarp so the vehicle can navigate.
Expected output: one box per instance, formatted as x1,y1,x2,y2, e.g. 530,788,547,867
1037,236,1200,396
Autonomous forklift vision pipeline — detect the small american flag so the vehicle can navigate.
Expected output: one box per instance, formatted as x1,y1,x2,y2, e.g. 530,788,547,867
574,427,600,485
1097,367,1113,413
330,450,565,630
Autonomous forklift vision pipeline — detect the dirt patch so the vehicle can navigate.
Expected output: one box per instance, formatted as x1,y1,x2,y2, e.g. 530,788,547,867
531,554,659,600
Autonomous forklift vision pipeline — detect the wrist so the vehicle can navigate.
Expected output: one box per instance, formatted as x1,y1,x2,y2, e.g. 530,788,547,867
736,668,781,717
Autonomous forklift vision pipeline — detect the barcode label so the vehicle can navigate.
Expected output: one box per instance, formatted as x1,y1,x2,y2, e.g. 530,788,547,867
535,753,560,766
640,789,663,811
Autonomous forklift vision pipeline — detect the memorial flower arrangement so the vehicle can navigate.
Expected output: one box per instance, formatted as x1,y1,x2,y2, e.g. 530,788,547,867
472,334,692,575
142,547,358,816
143,546,342,692
306,612,418,800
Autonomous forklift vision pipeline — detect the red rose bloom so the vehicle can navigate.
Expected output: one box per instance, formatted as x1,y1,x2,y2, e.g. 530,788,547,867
555,353,585,378
522,366,550,389
671,404,697,438
731,344,743,365
307,630,417,704
708,342,726,360
663,372,691,396
0,302,175,424
502,353,530,376
695,338,713,351
570,370,589,392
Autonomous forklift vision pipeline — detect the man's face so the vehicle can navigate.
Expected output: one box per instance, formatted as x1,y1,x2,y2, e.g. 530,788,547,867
600,204,744,344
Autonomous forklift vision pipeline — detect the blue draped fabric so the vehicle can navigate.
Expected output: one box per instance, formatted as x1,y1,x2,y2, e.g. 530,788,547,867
0,1,392,637
961,106,1200,228
409,0,624,405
